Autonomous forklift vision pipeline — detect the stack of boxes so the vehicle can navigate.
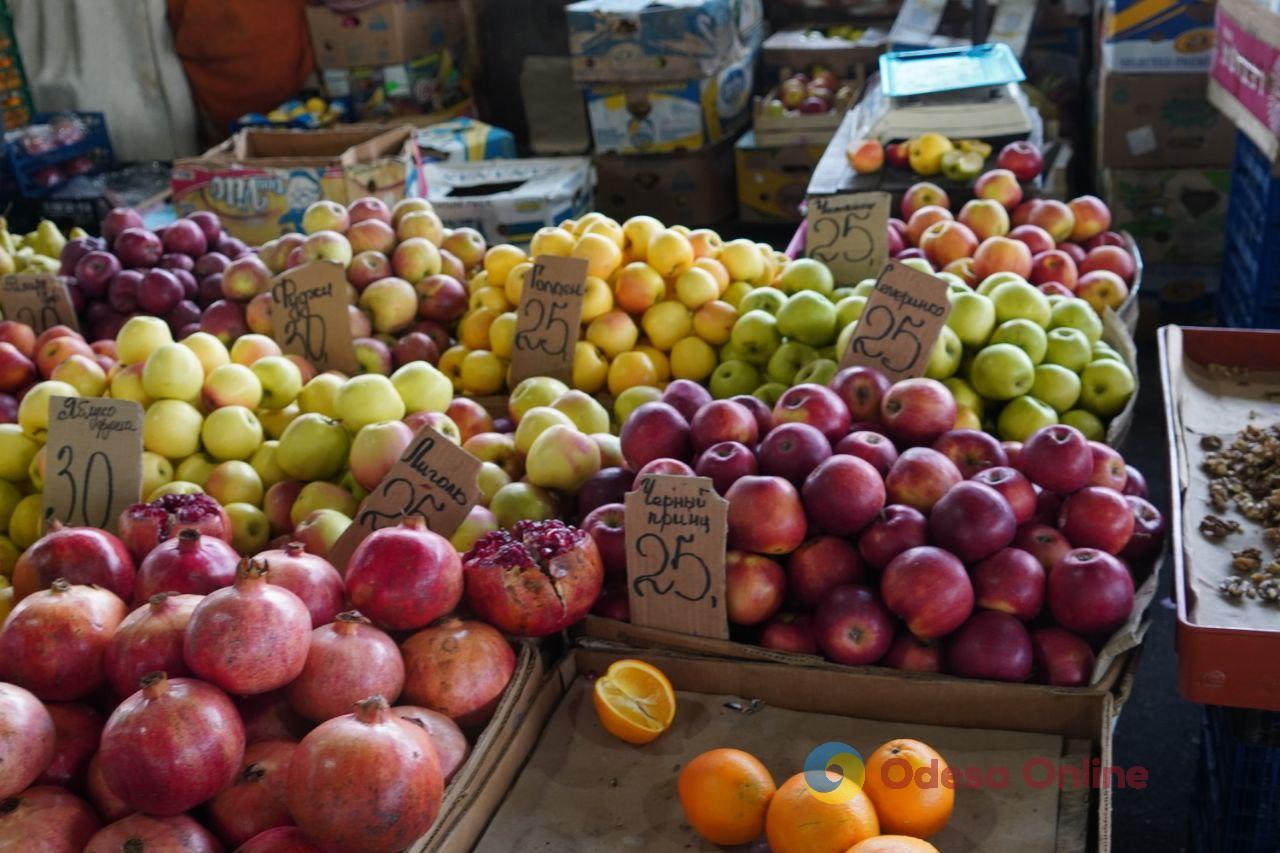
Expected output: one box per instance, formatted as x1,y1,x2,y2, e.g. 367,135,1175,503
566,0,765,225
1095,0,1233,328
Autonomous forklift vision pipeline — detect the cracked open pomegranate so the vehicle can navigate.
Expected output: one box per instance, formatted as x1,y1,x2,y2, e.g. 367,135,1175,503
118,492,231,561
462,519,603,638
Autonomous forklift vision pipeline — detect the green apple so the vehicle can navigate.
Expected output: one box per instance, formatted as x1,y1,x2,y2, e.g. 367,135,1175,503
766,341,820,385
753,382,788,405
391,361,453,413
507,376,570,421
334,374,406,432
989,319,1047,364
943,377,985,416
831,287,856,301
142,400,203,460
614,385,662,423
835,295,867,328
512,407,574,455
795,358,838,385
1091,343,1123,363
709,359,761,399
718,341,750,363
924,325,963,380
852,279,877,297
1043,327,1093,372
836,321,858,361
200,405,264,461
1046,294,1067,308
935,272,967,291
252,356,303,410
225,502,270,555
969,343,1034,401
276,413,351,480
142,343,205,402
946,291,996,348
990,281,1051,327
249,440,287,489
977,272,1024,296
899,257,934,275
476,461,511,505
1031,364,1082,413
1049,298,1103,344
297,373,344,417
778,257,834,296
175,452,217,487
739,286,787,316
490,482,557,528
777,291,837,346
552,389,611,434
204,460,265,507
997,395,1058,441
1061,408,1106,440
818,345,837,361
722,281,753,307
729,310,782,365
1079,359,1135,417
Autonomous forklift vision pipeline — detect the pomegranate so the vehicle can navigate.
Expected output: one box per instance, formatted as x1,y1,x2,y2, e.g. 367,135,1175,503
118,492,231,561
394,705,470,782
0,580,127,700
287,611,404,723
11,522,135,602
104,592,202,696
0,683,55,799
400,618,515,727
85,813,221,853
238,826,327,852
85,754,130,822
344,517,462,631
463,520,603,637
287,695,443,853
255,542,345,628
132,529,239,604
237,690,312,744
36,703,103,789
0,786,101,851
98,673,245,815
207,740,297,846
184,558,312,695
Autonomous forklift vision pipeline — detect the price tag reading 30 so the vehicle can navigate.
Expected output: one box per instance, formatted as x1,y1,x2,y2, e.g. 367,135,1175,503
510,255,588,385
805,191,890,285
840,261,953,381
42,396,143,533
624,474,728,639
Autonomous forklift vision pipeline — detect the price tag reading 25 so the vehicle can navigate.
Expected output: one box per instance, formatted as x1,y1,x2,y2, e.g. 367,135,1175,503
840,261,953,382
42,396,143,533
510,255,588,385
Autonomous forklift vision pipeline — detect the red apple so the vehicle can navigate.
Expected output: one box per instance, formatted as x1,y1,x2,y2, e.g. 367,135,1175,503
972,547,1044,621
884,447,962,513
788,536,865,607
726,551,787,626
1123,465,1148,497
947,611,1033,681
1067,195,1112,243
1008,224,1054,256
729,394,774,436
1058,486,1134,554
1029,250,1078,290
834,430,898,476
813,584,894,666
1080,245,1136,284
1031,626,1095,687
592,583,630,622
996,140,1043,182
0,321,36,358
857,504,928,571
1034,489,1062,526
1038,282,1073,297
577,468,633,517
631,458,694,488
971,466,1036,524
1083,231,1126,251
1014,522,1071,571
1120,496,1165,562
901,182,949,221
758,422,831,486
772,384,851,442
695,440,757,495
725,475,807,555
1017,425,1092,494
829,366,891,423
0,342,37,392
392,332,440,369
582,503,626,580
415,274,468,322
929,481,1017,563
619,402,691,470
883,633,945,673
881,546,974,639
1058,242,1087,267
886,142,910,171
1087,441,1127,491
880,378,956,446
1047,548,1134,636
1002,441,1023,466
972,169,1023,210
760,613,818,655
690,400,759,454
802,455,884,536
931,428,1007,479
661,379,713,423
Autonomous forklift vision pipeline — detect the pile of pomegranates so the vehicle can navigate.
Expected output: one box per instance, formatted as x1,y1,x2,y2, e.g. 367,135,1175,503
0,511,529,851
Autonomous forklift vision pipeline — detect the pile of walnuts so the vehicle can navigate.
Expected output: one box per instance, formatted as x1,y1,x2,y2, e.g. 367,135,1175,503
1198,425,1280,603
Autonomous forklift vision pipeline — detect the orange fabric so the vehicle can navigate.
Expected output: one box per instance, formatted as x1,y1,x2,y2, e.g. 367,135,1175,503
167,0,316,133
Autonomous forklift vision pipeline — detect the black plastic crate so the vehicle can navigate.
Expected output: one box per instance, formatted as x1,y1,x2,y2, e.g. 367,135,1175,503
1219,132,1280,328
1192,706,1280,853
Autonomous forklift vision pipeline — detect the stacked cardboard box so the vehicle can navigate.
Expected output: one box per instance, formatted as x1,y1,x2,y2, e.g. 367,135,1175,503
1095,0,1231,325
566,0,764,225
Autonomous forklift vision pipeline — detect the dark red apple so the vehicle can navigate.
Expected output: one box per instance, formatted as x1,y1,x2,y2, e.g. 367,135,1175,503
582,503,626,580
760,613,818,655
971,466,1036,524
729,394,774,436
882,633,945,673
1033,489,1062,525
0,342,36,393
620,402,691,470
577,467,632,517
830,366,891,422
880,378,956,446
114,227,163,268
883,447,962,513
788,536,865,607
1087,441,1128,491
802,455,884,536
834,430,898,476
415,274,468,322
812,584,894,666
74,250,122,298
690,400,759,454
947,611,1033,681
772,383,851,442
929,481,1016,563
857,505,928,571
1122,465,1148,497
725,476,807,556
392,332,440,368
1001,440,1022,466
726,551,787,626
1048,548,1135,636
162,218,209,257
592,583,630,622
758,422,831,486
661,379,713,423
137,269,183,315
997,140,1044,182
1058,486,1134,554
1013,522,1071,571
881,546,973,639
1017,425,1092,494
694,441,757,495
972,547,1044,621
1119,496,1165,562
1031,626,1095,686
931,429,1008,479
631,458,694,488
102,207,144,243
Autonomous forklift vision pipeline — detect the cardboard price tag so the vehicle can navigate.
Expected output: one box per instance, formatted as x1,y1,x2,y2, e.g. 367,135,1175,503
42,396,143,533
624,474,728,639
0,273,79,334
805,191,890,285
327,424,481,571
270,261,359,374
840,261,953,381
510,255,588,385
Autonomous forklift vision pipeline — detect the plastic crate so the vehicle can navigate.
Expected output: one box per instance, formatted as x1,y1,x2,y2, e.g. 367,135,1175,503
1219,132,1280,328
2,111,113,199
0,1,32,131
1193,706,1280,853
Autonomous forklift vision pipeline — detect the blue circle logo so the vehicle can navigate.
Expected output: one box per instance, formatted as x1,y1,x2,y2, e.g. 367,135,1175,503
803,741,866,804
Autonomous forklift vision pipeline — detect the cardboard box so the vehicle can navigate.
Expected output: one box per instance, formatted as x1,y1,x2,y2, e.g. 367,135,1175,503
887,0,1037,57
567,0,764,83
520,56,592,155
735,130,826,220
464,645,1137,852
415,118,515,162
170,125,417,246
1207,0,1280,162
595,136,738,225
1100,0,1217,73
760,25,889,84
583,38,758,154
1096,70,1235,168
305,0,467,69
320,49,472,120
424,157,593,245
1101,166,1230,264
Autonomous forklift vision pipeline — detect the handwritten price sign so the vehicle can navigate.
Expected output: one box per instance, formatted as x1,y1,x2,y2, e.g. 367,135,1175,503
327,425,481,572
510,255,588,385
0,274,79,334
624,474,728,639
806,191,890,285
42,397,143,533
270,261,359,374
840,261,953,381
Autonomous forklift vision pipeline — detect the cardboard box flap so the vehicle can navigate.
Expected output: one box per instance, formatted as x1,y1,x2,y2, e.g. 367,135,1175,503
425,157,592,199
212,125,415,166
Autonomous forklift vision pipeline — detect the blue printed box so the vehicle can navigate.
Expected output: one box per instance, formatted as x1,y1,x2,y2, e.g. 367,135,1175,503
1101,0,1218,72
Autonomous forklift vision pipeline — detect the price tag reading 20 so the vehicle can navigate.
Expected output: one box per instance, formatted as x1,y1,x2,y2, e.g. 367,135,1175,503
840,261,953,382
42,396,143,533
624,474,728,639
510,255,588,385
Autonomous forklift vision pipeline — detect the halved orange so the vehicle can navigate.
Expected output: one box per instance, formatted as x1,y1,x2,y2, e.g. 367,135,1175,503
593,658,676,745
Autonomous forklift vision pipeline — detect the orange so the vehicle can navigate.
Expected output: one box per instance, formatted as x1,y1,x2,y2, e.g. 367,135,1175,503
847,836,940,853
678,748,776,845
862,740,954,839
592,658,676,745
766,772,879,853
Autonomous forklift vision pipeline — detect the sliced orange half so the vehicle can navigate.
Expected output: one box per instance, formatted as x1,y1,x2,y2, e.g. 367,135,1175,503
592,658,677,745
